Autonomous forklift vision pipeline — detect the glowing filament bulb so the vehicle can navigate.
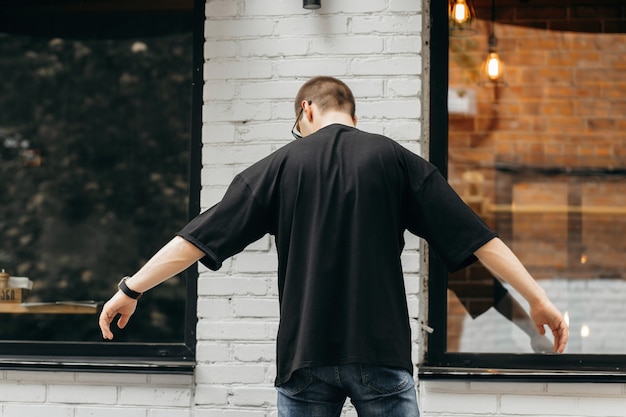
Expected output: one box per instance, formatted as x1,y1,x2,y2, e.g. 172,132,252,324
485,52,503,81
453,0,471,23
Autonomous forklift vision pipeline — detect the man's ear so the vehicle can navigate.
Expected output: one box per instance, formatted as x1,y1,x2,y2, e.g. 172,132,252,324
303,101,314,122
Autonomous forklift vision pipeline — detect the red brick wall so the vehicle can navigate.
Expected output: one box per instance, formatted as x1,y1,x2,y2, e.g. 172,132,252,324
448,11,626,280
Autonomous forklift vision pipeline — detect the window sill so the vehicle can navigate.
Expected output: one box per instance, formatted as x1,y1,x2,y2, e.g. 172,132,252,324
0,356,195,374
419,366,626,382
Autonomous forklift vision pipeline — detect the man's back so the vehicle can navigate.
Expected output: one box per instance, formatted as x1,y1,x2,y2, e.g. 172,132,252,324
237,124,435,384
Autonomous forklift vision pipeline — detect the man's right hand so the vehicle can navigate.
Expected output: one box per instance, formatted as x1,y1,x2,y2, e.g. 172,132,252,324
98,291,138,340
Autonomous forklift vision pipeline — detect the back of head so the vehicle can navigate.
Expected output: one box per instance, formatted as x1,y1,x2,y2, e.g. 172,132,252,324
294,76,356,118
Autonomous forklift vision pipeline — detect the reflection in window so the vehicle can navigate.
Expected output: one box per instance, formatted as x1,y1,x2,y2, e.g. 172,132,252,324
0,33,192,342
447,18,626,354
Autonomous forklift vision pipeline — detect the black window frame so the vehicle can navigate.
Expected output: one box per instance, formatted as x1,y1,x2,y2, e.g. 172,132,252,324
0,0,204,374
422,0,626,381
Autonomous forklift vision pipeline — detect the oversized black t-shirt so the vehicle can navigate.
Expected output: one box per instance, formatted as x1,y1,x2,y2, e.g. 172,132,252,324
178,124,497,385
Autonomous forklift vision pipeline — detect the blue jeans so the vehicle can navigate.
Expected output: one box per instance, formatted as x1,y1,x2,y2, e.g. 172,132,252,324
276,363,420,417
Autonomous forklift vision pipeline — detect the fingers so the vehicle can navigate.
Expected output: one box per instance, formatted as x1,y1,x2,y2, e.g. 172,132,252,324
117,314,130,329
552,320,569,353
98,309,115,340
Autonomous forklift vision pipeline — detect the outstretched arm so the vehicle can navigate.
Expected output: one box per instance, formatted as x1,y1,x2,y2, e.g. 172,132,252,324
98,236,205,340
474,237,569,353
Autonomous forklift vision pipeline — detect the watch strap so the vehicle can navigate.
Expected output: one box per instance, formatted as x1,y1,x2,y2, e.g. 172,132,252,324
118,276,142,299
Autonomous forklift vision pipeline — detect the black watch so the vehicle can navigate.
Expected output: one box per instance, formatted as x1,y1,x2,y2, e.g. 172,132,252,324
118,276,142,300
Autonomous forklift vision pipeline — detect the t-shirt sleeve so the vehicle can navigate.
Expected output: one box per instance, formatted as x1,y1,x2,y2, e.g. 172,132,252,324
177,174,270,271
407,169,497,272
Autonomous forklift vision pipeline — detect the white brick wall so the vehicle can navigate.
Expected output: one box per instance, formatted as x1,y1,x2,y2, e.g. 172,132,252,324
196,1,423,415
2,1,624,417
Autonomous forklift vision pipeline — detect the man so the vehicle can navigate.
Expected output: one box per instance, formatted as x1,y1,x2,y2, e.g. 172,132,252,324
99,76,568,417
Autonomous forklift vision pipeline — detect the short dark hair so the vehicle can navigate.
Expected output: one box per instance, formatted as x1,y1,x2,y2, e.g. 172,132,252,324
294,76,356,118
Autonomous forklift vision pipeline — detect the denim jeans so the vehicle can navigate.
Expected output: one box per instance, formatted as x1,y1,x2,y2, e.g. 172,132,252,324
276,363,420,417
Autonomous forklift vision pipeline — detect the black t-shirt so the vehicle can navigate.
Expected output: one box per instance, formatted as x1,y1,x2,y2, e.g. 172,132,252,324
178,124,497,385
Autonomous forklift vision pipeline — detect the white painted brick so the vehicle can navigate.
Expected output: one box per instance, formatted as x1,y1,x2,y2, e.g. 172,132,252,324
274,58,349,78
239,123,293,144
578,396,626,417
202,123,237,144
389,0,422,13
352,56,423,77
275,16,351,36
234,253,278,273
352,15,422,35
360,101,421,124
204,0,239,17
500,394,581,416
204,81,238,101
202,143,274,165
203,101,273,124
76,372,149,385
422,392,497,414
200,166,240,187
406,295,420,318
197,277,269,296
239,38,306,58
76,407,146,417
404,274,420,294
194,408,267,417
384,121,423,142
0,382,46,403
205,19,275,39
204,40,239,59
309,36,385,55
386,35,423,54
239,80,303,100
233,297,280,318
195,364,268,384
197,321,269,340
198,297,233,318
547,382,622,395
233,343,275,362
148,409,192,417
387,77,422,97
321,0,387,14
230,386,276,407
194,384,230,405
242,0,303,16
119,386,192,407
200,187,228,209
401,253,421,273
48,384,117,405
404,232,422,250
204,60,273,81
348,78,386,98
4,405,74,417
420,380,469,394
196,342,232,362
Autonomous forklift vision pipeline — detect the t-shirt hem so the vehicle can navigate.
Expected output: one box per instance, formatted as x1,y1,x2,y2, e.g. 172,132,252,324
176,233,222,271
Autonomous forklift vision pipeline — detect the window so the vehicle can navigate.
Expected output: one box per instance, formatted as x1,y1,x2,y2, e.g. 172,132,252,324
0,0,202,371
425,0,626,376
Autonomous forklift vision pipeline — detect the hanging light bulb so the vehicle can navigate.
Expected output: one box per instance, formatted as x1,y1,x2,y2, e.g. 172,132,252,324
479,1,507,86
486,52,502,80
449,0,476,37
452,0,471,24
483,35,505,82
